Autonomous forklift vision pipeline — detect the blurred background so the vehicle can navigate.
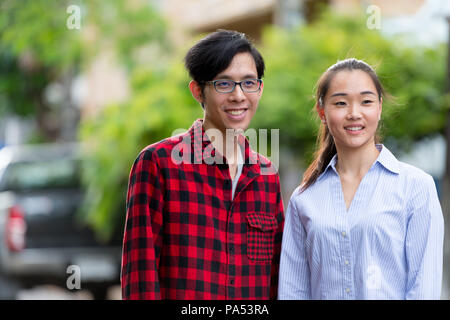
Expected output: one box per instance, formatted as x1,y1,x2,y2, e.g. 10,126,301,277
0,0,449,300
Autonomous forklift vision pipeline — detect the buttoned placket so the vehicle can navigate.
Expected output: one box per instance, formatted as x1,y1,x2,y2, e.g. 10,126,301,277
204,138,237,299
217,163,236,299
333,163,376,299
205,134,260,299
224,160,244,299
227,190,236,299
226,162,260,299
332,170,355,299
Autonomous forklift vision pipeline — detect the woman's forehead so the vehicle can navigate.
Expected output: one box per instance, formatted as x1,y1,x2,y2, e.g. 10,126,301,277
326,70,378,97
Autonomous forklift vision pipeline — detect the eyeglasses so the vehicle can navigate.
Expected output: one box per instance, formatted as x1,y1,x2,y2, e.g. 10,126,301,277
205,79,262,93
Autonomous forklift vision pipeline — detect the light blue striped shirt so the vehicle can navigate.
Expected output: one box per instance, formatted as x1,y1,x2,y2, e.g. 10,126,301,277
279,144,444,300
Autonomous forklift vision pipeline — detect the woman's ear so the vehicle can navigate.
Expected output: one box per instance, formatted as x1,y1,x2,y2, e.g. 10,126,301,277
316,103,326,123
189,80,203,104
378,97,383,120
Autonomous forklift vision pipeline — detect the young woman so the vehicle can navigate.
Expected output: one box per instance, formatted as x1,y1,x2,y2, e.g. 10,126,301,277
278,58,444,300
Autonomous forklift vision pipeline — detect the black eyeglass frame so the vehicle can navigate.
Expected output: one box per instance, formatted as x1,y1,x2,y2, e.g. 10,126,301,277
203,78,263,93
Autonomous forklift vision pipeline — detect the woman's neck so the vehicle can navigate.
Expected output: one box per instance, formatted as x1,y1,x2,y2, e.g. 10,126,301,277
335,142,380,178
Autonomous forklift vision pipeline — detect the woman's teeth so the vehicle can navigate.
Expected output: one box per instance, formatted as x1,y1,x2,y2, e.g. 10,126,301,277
346,126,363,131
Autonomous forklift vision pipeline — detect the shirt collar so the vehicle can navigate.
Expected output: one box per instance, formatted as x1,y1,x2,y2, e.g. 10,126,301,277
374,144,400,174
188,119,260,168
318,144,400,181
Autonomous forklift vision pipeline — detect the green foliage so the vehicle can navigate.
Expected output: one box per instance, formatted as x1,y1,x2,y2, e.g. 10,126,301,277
0,0,81,119
0,0,167,118
82,0,168,69
0,0,82,68
0,47,50,116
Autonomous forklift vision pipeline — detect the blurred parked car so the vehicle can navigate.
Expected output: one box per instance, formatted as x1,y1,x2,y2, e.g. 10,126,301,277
0,143,122,299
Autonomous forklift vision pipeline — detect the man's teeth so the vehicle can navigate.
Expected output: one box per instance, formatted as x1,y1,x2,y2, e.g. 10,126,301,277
227,110,245,115
346,126,363,131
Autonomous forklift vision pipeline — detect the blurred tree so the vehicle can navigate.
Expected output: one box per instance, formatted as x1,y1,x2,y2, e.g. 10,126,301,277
0,0,82,139
0,0,166,140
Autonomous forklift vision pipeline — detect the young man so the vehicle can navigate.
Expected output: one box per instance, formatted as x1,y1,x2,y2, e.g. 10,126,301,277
121,30,284,300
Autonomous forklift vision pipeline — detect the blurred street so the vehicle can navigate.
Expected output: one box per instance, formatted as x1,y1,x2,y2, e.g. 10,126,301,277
17,285,121,300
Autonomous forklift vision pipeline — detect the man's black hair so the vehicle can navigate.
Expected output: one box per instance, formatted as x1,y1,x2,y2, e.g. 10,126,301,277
184,29,265,88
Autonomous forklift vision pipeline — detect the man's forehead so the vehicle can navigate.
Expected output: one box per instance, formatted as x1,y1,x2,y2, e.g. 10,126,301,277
214,52,258,79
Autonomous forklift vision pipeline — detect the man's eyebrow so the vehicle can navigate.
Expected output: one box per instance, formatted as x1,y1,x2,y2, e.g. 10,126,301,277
214,73,258,80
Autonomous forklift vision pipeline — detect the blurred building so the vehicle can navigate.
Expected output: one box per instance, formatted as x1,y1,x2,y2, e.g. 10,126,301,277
151,0,426,44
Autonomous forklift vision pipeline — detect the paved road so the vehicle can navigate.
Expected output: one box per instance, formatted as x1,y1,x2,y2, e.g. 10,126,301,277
17,283,450,300
17,285,121,300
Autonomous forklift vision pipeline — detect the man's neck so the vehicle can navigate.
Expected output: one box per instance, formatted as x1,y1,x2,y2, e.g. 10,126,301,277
202,122,242,167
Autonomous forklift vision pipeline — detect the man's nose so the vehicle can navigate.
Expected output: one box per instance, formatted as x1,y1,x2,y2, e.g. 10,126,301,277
228,83,246,101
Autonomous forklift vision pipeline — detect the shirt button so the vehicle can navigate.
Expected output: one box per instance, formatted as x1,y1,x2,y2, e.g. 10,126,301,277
345,288,351,293
229,279,235,285
345,260,349,265
341,231,347,237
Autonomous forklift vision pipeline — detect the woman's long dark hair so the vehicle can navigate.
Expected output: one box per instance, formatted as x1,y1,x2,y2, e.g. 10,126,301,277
300,58,386,193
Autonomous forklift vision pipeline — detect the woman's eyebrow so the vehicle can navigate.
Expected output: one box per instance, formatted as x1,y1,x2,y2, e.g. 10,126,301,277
360,91,377,96
329,91,377,98
330,92,347,98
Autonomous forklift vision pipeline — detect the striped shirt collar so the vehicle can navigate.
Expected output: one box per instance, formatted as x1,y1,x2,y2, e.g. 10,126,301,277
319,144,400,181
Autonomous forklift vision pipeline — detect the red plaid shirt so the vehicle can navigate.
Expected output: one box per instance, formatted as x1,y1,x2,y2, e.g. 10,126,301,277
121,119,284,300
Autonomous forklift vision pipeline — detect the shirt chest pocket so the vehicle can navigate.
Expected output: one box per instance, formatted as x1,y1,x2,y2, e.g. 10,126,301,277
246,212,278,262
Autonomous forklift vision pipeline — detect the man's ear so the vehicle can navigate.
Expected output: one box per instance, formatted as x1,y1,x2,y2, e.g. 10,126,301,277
189,80,203,104
259,80,264,96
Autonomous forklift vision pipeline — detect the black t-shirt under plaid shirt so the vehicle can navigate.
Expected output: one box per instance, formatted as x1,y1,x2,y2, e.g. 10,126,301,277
121,119,284,299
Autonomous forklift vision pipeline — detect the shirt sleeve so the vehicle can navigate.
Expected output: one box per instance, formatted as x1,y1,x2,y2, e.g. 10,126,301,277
121,149,164,300
278,192,311,299
405,174,444,300
270,175,285,300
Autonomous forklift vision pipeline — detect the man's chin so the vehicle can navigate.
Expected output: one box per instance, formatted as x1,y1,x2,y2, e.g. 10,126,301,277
226,119,250,131
226,125,248,134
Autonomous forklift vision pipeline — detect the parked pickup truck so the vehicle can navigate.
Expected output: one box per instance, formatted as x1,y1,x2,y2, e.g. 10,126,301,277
0,143,123,300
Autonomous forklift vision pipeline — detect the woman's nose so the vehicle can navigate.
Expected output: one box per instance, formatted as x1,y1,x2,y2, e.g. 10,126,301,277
347,103,362,119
